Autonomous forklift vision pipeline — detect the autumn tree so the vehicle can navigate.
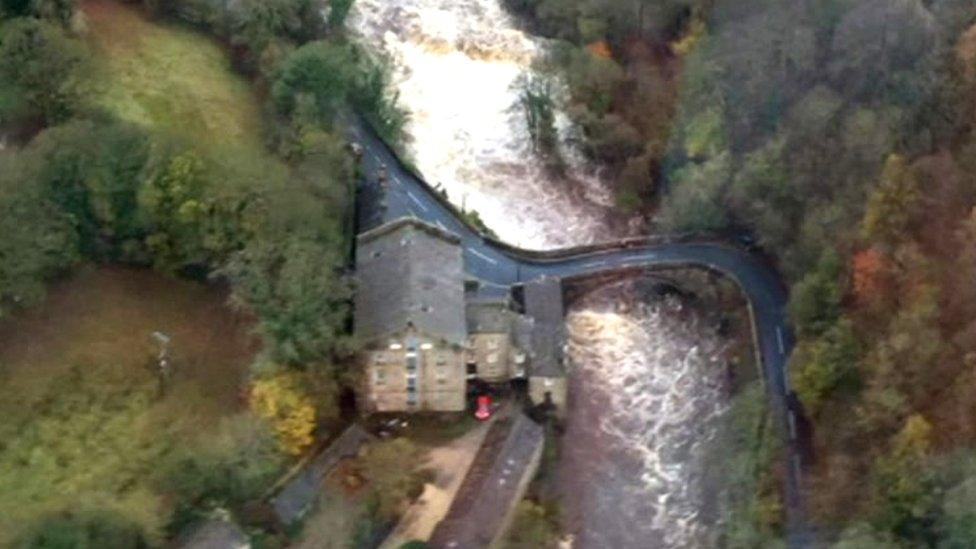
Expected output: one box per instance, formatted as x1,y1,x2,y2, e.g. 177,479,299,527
790,318,861,416
250,371,317,456
850,248,892,315
870,415,939,543
862,155,922,248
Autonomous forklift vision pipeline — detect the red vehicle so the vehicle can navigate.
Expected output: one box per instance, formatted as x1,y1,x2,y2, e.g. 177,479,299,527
474,395,492,421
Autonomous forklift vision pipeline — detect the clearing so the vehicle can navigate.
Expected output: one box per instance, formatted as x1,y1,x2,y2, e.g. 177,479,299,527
80,0,273,158
0,266,258,543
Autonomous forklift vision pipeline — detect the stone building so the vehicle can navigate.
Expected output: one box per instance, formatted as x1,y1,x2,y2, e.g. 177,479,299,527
355,219,469,412
465,299,524,383
354,218,568,415
521,277,568,415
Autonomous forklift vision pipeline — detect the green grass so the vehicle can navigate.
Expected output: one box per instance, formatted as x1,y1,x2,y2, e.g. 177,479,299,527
82,0,274,160
0,266,259,545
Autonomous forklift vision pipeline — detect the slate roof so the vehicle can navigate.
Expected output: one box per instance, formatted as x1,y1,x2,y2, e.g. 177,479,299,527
465,299,512,334
428,413,545,548
355,219,467,346
271,424,375,525
523,277,566,377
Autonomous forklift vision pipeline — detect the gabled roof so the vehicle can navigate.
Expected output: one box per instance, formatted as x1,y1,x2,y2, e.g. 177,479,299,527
355,218,467,346
428,413,545,548
523,276,566,377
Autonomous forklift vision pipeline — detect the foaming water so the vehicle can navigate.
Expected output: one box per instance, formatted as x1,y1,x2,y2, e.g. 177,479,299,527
349,2,728,547
349,0,617,249
563,284,728,548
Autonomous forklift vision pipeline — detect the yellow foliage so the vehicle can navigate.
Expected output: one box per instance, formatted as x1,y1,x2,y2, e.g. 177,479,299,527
250,372,317,456
671,19,706,57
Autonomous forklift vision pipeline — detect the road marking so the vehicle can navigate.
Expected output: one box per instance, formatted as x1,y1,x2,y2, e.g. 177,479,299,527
582,260,606,269
436,220,447,231
776,327,785,355
468,248,498,265
406,191,429,212
788,411,797,441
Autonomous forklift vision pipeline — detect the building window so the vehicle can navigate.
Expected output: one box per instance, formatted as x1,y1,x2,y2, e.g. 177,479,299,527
488,338,499,350
487,353,498,364
374,370,386,385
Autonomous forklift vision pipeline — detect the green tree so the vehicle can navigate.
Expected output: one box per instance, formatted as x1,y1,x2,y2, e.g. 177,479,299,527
788,249,843,338
222,235,351,365
358,439,428,523
272,40,356,124
660,153,731,232
791,318,861,415
0,18,89,123
15,508,148,549
505,501,560,548
139,151,210,270
162,414,283,510
0,156,78,318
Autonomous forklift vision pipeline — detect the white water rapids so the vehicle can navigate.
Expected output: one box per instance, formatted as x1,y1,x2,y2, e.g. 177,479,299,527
349,1,729,546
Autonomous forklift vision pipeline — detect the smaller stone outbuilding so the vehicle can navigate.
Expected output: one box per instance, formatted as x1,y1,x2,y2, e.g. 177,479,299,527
521,277,568,416
428,413,545,549
465,299,520,383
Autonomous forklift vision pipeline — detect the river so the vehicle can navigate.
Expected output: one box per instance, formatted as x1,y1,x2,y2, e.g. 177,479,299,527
349,1,729,546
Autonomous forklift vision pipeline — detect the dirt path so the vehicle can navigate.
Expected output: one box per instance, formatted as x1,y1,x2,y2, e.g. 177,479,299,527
379,417,495,547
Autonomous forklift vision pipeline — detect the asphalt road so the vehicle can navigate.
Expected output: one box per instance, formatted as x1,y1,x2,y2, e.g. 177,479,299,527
348,120,810,547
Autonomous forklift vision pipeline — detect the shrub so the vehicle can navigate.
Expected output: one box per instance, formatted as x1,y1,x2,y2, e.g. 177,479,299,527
0,18,89,123
16,507,148,549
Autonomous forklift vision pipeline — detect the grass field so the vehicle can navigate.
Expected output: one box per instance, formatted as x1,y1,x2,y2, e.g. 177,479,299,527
81,0,272,157
0,266,259,544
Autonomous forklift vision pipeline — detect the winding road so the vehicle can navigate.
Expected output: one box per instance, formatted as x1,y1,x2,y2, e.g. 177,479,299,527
348,120,810,547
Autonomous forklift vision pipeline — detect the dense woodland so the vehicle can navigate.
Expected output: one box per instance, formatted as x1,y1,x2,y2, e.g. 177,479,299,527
504,0,976,546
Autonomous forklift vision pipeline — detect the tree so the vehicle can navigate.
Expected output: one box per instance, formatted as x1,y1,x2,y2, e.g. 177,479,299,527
791,318,861,415
15,508,148,549
505,501,561,548
357,439,428,522
870,415,939,543
828,0,937,105
163,414,283,510
249,372,317,456
851,248,892,313
862,155,921,248
660,153,731,232
0,157,78,318
139,151,210,270
0,18,89,123
222,235,351,364
788,249,843,338
272,40,356,124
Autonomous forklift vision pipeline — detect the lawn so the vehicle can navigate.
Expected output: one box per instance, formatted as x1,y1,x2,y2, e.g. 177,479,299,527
0,266,259,544
81,0,272,158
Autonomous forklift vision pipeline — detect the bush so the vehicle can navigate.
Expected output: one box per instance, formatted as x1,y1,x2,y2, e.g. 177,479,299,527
16,507,148,549
163,414,283,514
0,18,89,123
0,154,78,318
